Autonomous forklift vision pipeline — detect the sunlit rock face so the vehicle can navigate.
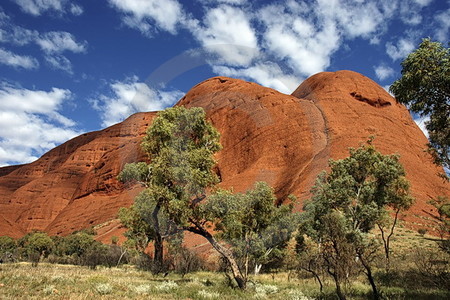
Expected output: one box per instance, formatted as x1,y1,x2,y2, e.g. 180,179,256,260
0,71,448,240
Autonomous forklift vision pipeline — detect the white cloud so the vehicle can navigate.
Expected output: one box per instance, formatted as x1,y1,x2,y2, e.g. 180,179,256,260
108,0,184,35
91,76,184,127
316,0,384,39
14,0,83,16
259,4,340,77
190,5,258,66
0,13,87,74
45,54,72,74
36,31,87,53
213,62,300,94
412,0,433,6
0,48,39,69
414,115,430,138
0,83,79,166
199,0,247,5
374,65,395,81
386,39,415,61
70,4,83,16
435,8,450,42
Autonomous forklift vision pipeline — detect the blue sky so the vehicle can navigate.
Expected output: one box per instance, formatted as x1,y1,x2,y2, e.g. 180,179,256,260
0,0,448,166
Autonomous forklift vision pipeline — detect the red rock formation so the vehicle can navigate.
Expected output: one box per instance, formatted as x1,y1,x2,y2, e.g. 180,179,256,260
0,71,448,240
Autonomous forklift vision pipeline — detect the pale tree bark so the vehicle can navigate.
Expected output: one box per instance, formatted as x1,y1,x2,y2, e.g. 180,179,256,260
186,220,246,289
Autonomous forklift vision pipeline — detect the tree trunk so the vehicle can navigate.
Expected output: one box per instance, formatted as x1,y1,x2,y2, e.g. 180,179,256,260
152,204,164,273
378,208,400,271
254,264,262,276
187,223,246,289
333,273,346,300
359,253,380,300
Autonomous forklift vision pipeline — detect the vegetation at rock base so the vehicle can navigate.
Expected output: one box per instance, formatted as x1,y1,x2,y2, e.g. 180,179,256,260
390,38,450,173
0,228,449,300
118,106,221,274
118,106,298,289
299,138,415,300
1,134,449,298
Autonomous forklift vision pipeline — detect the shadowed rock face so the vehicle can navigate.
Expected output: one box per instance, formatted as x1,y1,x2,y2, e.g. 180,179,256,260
0,71,448,240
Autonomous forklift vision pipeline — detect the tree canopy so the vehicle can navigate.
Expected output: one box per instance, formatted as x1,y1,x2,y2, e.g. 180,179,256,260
301,139,414,300
390,38,449,172
119,106,297,289
118,106,221,272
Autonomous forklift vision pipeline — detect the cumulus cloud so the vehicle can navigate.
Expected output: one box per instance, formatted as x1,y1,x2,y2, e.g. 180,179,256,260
213,63,300,94
386,39,415,61
190,5,258,66
374,64,395,81
108,0,184,35
44,54,73,74
103,0,443,95
0,12,87,74
91,76,184,127
414,115,430,138
200,0,247,4
0,83,79,166
0,48,39,69
14,0,83,16
36,31,87,53
315,0,385,39
258,4,340,77
435,8,450,42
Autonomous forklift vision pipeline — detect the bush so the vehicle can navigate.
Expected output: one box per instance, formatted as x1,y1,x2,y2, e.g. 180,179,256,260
414,247,450,289
0,236,16,255
418,228,427,236
81,242,108,269
135,253,153,271
169,246,204,277
94,283,113,295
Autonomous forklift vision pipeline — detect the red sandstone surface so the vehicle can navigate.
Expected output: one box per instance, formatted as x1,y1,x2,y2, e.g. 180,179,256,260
0,71,448,241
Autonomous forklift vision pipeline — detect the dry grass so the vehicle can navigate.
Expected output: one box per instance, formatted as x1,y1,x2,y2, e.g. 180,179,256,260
0,226,448,299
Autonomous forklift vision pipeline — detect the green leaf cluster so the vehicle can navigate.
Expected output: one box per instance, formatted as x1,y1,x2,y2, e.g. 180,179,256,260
0,236,16,255
390,38,450,170
304,139,414,237
204,182,299,269
18,232,54,257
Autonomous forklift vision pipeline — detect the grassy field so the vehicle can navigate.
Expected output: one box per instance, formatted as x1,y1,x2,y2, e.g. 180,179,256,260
0,262,322,300
0,261,449,300
0,226,448,299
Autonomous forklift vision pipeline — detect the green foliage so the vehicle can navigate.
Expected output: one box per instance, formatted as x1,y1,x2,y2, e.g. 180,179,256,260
301,139,414,299
140,106,221,226
390,38,450,171
117,162,150,186
428,196,450,253
118,205,154,252
0,236,16,255
204,182,299,276
20,232,54,258
118,106,221,272
119,106,221,227
58,231,97,257
304,138,413,236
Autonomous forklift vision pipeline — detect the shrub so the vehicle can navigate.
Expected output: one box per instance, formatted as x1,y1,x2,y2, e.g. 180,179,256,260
155,280,178,291
94,283,113,295
418,228,427,236
169,246,204,276
414,247,450,289
81,242,108,269
0,236,16,255
133,284,152,295
197,289,220,299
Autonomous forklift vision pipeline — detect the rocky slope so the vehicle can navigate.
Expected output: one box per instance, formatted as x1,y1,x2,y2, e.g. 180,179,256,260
0,71,448,240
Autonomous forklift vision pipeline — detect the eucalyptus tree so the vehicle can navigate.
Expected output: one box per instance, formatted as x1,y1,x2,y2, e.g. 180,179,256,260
390,38,449,173
301,138,414,300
